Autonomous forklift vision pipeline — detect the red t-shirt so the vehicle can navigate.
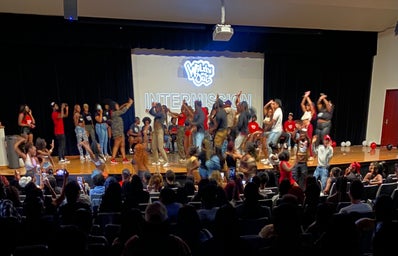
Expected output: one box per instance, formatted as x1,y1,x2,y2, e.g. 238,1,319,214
202,107,209,131
284,120,296,133
177,112,187,127
248,121,263,134
52,111,64,135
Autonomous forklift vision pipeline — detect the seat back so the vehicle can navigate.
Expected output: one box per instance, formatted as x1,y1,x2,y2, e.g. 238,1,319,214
187,201,202,209
238,217,270,236
375,182,398,198
104,224,121,244
94,212,122,231
13,244,48,256
258,198,273,208
391,188,398,209
87,243,109,256
362,184,379,201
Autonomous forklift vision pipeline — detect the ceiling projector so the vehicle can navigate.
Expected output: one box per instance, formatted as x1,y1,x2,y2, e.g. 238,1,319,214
213,24,234,41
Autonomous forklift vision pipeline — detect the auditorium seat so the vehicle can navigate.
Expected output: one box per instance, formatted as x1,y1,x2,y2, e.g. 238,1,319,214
238,217,270,236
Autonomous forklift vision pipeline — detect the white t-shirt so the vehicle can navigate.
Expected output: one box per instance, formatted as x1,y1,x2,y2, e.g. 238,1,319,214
339,202,373,214
271,107,283,132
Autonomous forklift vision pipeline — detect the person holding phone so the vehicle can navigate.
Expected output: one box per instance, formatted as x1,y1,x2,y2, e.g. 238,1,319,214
35,137,56,171
51,102,69,164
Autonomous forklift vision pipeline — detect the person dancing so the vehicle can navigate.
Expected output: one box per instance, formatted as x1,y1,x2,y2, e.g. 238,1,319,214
110,98,133,164
168,100,189,163
315,93,334,146
18,104,36,144
51,102,69,163
148,102,170,167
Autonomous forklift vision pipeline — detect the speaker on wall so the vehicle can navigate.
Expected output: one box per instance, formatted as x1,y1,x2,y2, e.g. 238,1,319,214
64,0,78,21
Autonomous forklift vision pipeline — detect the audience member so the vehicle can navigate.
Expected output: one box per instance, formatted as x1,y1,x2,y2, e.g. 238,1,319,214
339,179,372,214
122,201,191,256
362,161,384,185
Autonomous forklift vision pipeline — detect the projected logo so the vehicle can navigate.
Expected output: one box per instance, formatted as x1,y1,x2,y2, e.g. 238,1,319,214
184,60,215,87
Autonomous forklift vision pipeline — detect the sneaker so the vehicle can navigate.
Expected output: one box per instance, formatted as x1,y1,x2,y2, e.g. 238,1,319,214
122,158,130,164
163,162,170,168
80,156,85,161
308,156,314,161
129,148,133,154
110,159,118,164
63,158,70,164
85,155,91,161
152,162,161,166
59,159,65,164
179,158,186,163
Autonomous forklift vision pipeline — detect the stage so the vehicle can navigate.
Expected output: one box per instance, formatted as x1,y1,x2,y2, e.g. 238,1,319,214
0,145,397,178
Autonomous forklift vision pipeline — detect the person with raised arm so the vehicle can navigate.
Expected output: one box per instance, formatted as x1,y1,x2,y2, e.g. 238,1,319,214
51,102,69,163
148,102,170,167
110,98,134,164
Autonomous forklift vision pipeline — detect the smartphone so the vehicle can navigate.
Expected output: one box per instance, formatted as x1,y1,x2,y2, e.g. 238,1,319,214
220,172,225,179
56,169,65,176
77,176,84,190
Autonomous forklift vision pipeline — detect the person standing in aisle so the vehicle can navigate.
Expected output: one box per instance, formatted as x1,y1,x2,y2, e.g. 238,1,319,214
51,102,69,163
312,134,334,191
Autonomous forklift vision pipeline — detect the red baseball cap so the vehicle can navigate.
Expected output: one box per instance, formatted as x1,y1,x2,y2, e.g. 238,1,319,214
324,135,331,141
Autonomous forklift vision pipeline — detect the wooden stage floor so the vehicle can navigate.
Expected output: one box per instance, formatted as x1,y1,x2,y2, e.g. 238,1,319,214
1,145,397,177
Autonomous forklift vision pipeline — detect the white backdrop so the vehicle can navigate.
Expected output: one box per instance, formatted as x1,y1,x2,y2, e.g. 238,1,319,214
131,49,264,123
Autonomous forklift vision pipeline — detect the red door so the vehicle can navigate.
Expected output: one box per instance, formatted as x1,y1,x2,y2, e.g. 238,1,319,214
381,89,398,146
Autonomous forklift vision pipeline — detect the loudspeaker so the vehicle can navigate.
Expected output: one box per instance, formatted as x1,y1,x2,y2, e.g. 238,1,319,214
64,0,78,21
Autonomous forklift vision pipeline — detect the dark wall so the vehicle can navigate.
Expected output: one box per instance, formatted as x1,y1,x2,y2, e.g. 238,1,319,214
0,13,377,156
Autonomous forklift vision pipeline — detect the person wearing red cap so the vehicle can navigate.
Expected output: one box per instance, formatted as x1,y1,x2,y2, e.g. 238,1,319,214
344,161,363,182
312,134,334,192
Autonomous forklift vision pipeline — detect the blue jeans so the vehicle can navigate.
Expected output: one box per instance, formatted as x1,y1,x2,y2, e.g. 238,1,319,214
267,131,282,153
95,123,109,155
313,166,329,190
199,166,210,179
194,131,205,151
